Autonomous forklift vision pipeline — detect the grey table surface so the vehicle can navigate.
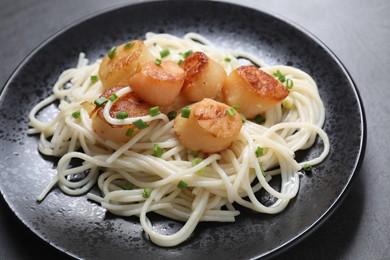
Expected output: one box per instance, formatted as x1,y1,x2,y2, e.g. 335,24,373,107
0,0,389,259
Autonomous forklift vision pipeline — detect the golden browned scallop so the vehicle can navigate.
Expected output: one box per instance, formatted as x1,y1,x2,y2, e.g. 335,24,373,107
98,40,154,90
128,60,185,106
222,66,289,119
180,52,227,102
91,86,152,144
159,94,191,115
173,98,242,153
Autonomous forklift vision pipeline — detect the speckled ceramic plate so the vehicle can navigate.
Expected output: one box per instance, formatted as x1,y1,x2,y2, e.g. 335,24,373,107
0,1,365,259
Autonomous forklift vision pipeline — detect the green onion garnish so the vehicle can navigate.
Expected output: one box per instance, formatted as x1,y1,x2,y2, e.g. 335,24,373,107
125,128,134,137
133,119,149,129
142,188,152,198
224,57,231,62
303,164,313,172
153,144,164,158
227,108,235,117
282,96,294,109
191,158,205,174
124,41,135,49
109,93,118,101
260,163,265,176
167,111,177,120
273,70,285,83
94,97,108,107
181,107,191,118
116,111,128,119
255,147,264,157
183,50,193,59
90,75,98,83
187,149,199,156
160,49,170,58
149,106,161,117
192,158,203,165
107,46,116,59
286,79,294,89
122,181,134,190
254,114,266,124
154,58,162,66
239,112,246,123
177,180,188,190
232,105,240,110
72,111,80,119
177,59,183,65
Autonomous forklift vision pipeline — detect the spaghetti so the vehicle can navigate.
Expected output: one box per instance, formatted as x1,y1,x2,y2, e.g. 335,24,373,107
28,32,329,247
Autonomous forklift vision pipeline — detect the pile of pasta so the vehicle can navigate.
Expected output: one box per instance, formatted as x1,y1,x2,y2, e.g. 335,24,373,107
28,32,329,247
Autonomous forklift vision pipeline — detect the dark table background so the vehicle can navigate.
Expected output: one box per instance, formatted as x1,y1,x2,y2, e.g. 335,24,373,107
0,0,389,259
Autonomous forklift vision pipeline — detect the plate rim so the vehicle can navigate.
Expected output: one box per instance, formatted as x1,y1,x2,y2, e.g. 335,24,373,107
0,0,367,259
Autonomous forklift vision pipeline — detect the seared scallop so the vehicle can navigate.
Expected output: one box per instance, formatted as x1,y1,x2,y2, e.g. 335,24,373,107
180,52,227,102
98,40,154,90
92,86,152,144
174,98,242,153
222,66,289,119
128,60,185,106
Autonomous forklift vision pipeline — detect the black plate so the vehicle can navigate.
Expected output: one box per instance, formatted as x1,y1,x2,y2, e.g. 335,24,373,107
0,1,365,259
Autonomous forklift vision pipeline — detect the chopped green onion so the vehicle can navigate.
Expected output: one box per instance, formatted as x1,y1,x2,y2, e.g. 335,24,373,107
232,105,240,110
167,111,177,120
239,112,246,123
282,96,294,109
125,128,134,137
192,158,203,166
133,119,149,129
254,114,266,124
187,149,199,156
124,41,135,49
149,106,161,117
273,70,285,83
160,49,170,58
227,108,235,116
116,111,128,119
259,163,265,176
255,147,264,157
94,97,108,107
90,75,98,83
286,79,294,89
183,50,193,59
177,59,183,65
181,107,191,118
224,57,231,62
72,111,80,119
177,180,188,190
303,163,313,172
122,181,134,190
153,144,164,158
191,158,205,174
142,188,152,198
109,93,118,101
154,58,162,66
107,46,116,59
